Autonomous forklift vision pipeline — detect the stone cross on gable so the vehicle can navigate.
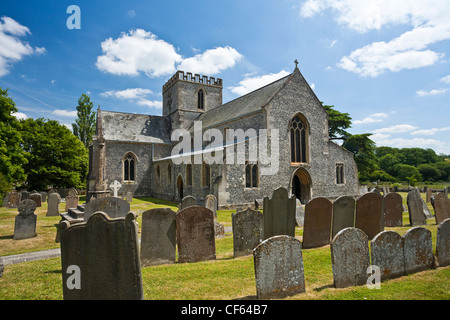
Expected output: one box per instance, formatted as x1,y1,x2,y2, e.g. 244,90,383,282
110,180,122,198
294,59,299,69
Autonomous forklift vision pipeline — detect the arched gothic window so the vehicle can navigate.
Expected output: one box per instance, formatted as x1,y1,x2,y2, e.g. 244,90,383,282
290,115,308,163
123,153,136,182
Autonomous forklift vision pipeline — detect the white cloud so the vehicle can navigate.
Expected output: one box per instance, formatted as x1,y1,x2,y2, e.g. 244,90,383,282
416,88,448,96
371,136,450,154
177,46,243,75
353,112,388,124
137,99,162,109
52,109,77,118
12,111,27,120
441,75,450,83
373,124,418,134
0,16,45,77
228,70,290,96
127,10,136,18
411,127,450,136
101,88,153,100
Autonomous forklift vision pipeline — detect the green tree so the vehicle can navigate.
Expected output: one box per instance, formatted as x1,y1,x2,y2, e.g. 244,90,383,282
417,163,439,182
72,93,96,148
322,103,352,141
394,163,422,183
378,153,401,176
342,133,377,181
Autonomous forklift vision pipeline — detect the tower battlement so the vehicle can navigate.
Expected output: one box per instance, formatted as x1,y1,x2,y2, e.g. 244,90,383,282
163,70,223,93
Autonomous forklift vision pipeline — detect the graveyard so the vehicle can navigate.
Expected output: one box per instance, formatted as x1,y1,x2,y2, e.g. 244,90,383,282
0,189,449,300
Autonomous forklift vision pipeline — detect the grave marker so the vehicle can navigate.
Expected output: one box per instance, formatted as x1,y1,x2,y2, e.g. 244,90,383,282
431,193,450,224
231,208,263,257
436,218,450,267
355,192,384,240
14,199,37,240
407,189,428,226
371,231,405,280
205,194,217,218
7,191,21,209
403,227,433,274
303,197,333,248
180,195,196,210
47,192,61,217
331,196,355,239
83,196,130,221
384,192,403,227
109,180,122,198
263,187,296,240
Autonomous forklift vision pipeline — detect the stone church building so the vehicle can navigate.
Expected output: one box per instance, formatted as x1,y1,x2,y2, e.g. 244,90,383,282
87,63,359,208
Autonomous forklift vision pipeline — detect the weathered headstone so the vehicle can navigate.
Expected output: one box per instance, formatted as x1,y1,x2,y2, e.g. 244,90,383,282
371,231,405,281
47,192,61,217
7,191,21,208
180,195,196,210
176,206,216,263
426,189,432,203
60,211,143,300
30,193,42,207
331,227,370,288
231,208,263,257
406,189,427,226
40,191,47,203
436,218,450,267
65,193,79,212
14,199,37,240
253,235,305,299
20,191,30,201
125,191,133,203
355,192,384,240
302,197,333,249
0,256,4,278
205,194,217,218
384,192,403,227
431,193,450,225
295,199,305,227
83,196,130,221
140,208,176,267
403,227,433,274
331,196,355,239
263,187,296,240
370,188,381,195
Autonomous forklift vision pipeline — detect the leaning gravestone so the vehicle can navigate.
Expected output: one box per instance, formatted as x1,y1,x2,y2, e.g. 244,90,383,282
303,197,333,249
60,211,143,300
140,208,176,267
406,189,427,226
295,199,305,227
83,196,130,221
30,193,42,207
371,231,405,281
331,196,355,239
205,194,217,218
0,256,4,278
403,227,433,274
14,199,37,240
431,193,450,225
331,227,370,289
7,191,21,209
176,206,216,263
253,235,305,299
47,192,61,217
355,192,384,240
436,218,450,267
263,187,296,240
384,192,403,227
232,208,263,257
180,195,196,210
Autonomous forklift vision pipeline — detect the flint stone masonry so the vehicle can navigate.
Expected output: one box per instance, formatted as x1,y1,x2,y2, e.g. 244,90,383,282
140,208,176,267
355,192,384,240
83,196,130,221
331,196,355,239
302,197,332,249
232,208,263,257
371,231,405,281
432,193,450,225
263,187,296,240
403,227,433,274
14,199,37,240
407,189,427,226
384,192,403,227
331,227,370,289
253,235,305,299
436,218,450,267
47,192,61,217
176,206,216,263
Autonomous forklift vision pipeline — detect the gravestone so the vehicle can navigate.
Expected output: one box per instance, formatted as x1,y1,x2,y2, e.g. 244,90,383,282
384,192,403,227
355,192,384,240
371,231,405,281
109,180,122,198
253,235,305,299
406,189,427,226
14,199,37,240
83,196,130,221
180,195,196,210
65,189,79,212
0,256,3,278
205,194,217,218
403,227,433,274
331,196,355,239
30,193,42,207
60,211,143,300
431,193,450,225
7,191,21,208
40,191,47,202
140,208,176,267
370,188,381,195
231,208,263,257
302,197,333,249
20,191,30,201
47,192,61,217
176,206,216,263
436,218,450,267
295,199,305,227
263,187,296,240
125,191,133,203
426,189,432,203
331,227,370,289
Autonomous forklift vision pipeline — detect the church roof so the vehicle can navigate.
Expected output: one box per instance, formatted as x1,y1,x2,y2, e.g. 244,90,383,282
100,110,172,144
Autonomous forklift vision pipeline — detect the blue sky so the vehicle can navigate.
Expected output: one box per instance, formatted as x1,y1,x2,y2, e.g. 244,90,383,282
1,0,450,154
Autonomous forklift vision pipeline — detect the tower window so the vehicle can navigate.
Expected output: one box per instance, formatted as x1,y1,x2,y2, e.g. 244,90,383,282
336,163,344,184
198,89,204,110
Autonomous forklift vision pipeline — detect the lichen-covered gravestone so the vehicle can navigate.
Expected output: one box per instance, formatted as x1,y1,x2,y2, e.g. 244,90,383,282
180,195,196,210
7,191,21,209
205,194,217,218
331,196,355,239
263,187,296,240
384,192,403,227
47,192,61,217
436,218,450,267
431,193,450,225
371,231,405,281
140,208,176,267
331,227,370,288
14,199,37,240
83,196,130,221
406,189,427,226
232,208,263,257
176,206,216,263
253,235,305,299
355,192,384,240
60,211,143,300
30,193,42,207
403,227,433,274
302,197,332,249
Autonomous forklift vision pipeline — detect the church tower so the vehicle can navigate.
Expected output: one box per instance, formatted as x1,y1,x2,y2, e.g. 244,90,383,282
162,70,223,131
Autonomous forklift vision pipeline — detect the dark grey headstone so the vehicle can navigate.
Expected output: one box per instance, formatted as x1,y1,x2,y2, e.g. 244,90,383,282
406,189,427,226
232,208,263,257
47,192,61,217
331,196,355,239
83,196,130,221
176,206,216,263
355,192,384,240
371,231,405,281
14,199,37,240
436,218,450,267
20,191,30,201
331,227,370,288
384,192,403,227
263,187,296,240
303,197,332,249
180,195,196,210
253,235,305,299
432,193,450,225
140,208,176,267
403,227,433,274
60,211,143,300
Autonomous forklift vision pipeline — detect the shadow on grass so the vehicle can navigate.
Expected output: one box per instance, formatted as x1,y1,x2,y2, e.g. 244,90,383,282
0,235,13,240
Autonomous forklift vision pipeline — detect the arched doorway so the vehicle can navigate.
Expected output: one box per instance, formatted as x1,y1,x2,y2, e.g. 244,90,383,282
177,176,183,201
291,167,312,204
